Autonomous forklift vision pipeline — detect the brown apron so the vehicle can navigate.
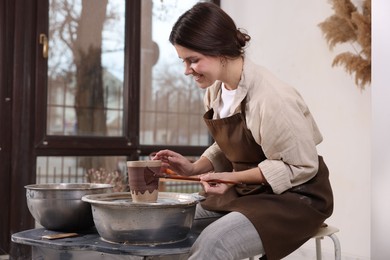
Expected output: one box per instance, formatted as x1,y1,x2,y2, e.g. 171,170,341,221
201,99,333,260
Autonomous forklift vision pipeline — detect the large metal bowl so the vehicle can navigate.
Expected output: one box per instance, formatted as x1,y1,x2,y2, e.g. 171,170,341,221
82,192,201,245
25,183,113,231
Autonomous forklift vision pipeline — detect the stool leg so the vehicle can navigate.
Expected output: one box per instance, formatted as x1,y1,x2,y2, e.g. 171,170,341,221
329,234,341,260
315,237,323,260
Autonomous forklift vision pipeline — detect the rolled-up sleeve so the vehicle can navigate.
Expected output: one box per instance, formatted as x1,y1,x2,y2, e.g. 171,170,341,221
202,142,233,172
250,86,322,194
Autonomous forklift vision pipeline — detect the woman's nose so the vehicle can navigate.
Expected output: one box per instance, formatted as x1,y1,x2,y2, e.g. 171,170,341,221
184,64,193,76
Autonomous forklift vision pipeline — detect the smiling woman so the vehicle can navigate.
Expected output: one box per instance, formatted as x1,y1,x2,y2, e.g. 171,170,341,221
152,2,334,260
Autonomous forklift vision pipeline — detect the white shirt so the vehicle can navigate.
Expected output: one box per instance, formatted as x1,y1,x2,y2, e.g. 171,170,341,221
218,83,236,118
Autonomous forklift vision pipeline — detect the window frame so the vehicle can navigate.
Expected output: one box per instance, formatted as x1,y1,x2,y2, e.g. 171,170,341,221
35,0,218,158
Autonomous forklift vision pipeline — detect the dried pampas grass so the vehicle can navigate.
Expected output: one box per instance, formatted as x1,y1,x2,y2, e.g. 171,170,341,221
86,168,129,192
319,0,371,90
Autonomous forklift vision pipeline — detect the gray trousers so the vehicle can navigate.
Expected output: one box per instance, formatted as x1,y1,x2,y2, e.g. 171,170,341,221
188,204,265,260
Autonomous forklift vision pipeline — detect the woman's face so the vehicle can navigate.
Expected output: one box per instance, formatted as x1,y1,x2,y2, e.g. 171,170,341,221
174,44,222,89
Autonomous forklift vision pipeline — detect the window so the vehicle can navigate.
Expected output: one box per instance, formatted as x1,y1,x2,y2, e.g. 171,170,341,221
46,0,125,137
140,0,209,146
35,0,217,184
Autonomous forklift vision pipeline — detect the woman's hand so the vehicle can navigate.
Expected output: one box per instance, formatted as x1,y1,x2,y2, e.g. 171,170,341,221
152,149,194,176
200,172,235,195
201,181,233,195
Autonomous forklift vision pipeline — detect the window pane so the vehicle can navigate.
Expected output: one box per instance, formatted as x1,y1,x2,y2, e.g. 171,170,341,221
36,156,128,192
47,0,125,136
140,0,210,146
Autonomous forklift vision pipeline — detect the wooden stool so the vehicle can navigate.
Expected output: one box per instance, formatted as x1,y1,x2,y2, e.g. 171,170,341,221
249,223,341,260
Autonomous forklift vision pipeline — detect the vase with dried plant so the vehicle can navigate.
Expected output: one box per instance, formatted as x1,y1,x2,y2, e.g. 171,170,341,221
319,0,371,90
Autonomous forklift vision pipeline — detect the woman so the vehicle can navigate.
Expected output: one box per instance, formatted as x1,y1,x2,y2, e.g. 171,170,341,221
153,2,333,260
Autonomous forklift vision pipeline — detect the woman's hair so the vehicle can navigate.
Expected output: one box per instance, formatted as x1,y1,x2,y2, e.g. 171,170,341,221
169,2,251,58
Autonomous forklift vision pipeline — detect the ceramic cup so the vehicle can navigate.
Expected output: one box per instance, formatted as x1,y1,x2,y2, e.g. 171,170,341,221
126,160,161,203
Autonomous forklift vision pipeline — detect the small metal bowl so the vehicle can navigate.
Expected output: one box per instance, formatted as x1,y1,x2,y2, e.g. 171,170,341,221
82,192,201,245
25,183,113,231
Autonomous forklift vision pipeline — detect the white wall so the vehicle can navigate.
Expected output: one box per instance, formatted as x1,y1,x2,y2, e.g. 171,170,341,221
221,1,372,259
371,1,390,259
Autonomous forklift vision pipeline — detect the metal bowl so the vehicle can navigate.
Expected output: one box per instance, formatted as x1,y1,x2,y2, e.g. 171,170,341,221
82,192,201,245
25,183,113,231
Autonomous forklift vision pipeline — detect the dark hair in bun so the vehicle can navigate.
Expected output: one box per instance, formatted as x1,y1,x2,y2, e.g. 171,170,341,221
169,2,251,58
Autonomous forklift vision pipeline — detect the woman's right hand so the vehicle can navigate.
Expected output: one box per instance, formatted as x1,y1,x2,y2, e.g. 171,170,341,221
152,149,194,176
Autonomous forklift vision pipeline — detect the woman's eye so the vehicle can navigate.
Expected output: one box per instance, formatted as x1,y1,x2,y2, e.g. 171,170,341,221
182,58,198,64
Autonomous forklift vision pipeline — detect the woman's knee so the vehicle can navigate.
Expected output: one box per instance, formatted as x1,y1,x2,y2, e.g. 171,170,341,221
189,212,264,260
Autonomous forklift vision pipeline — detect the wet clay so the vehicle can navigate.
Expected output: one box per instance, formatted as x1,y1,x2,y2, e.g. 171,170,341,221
144,166,164,186
127,160,161,203
128,166,159,194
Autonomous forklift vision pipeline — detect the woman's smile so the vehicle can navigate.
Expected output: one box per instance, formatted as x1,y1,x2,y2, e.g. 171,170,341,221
192,71,203,82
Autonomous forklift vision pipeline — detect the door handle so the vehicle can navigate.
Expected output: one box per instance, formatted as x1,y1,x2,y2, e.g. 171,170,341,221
39,33,48,59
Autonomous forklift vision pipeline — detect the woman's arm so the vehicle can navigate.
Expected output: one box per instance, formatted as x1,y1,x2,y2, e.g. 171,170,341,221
201,167,266,185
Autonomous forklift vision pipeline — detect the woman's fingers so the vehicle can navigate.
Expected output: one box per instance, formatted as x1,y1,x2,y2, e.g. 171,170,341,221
152,149,189,175
201,180,228,195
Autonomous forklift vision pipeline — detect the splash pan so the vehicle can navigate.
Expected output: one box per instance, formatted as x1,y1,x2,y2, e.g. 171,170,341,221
82,192,201,245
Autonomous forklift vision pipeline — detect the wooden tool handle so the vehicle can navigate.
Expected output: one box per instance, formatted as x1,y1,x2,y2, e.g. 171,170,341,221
161,173,241,185
42,233,78,240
